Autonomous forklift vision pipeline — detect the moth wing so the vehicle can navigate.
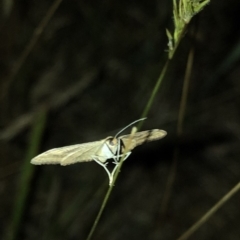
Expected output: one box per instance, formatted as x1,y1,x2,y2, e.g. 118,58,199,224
120,129,167,151
61,141,104,165
30,141,103,166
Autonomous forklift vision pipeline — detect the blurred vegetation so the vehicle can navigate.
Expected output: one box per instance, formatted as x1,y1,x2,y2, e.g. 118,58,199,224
0,0,240,240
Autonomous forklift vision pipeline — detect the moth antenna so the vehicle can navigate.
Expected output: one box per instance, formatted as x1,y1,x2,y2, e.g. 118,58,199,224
115,118,147,138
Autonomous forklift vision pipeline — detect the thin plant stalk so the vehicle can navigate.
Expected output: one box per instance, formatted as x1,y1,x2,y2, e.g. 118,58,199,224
86,1,210,239
139,0,210,128
6,108,47,240
177,182,240,240
161,48,194,216
138,60,170,129
86,127,137,240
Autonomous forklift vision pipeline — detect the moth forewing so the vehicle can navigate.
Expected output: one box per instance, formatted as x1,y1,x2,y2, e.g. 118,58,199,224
121,126,138,154
120,129,167,151
60,140,106,165
31,141,103,166
30,144,83,165
30,137,120,166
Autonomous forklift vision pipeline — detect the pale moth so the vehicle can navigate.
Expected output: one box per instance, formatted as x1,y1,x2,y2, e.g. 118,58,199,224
31,118,167,185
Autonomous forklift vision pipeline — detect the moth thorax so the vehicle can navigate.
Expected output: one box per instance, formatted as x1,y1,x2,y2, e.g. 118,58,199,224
106,137,118,153
94,137,118,163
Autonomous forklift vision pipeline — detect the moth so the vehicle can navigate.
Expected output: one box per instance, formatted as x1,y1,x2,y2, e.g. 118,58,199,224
31,118,167,185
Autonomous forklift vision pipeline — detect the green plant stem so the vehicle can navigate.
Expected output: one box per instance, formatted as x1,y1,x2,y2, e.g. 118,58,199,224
86,157,125,240
138,60,170,129
6,108,47,240
86,5,191,240
138,23,188,130
86,128,137,240
86,183,114,240
169,24,188,59
86,1,210,238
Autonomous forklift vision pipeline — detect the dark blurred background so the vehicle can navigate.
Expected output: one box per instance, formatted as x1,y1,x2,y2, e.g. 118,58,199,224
0,0,240,239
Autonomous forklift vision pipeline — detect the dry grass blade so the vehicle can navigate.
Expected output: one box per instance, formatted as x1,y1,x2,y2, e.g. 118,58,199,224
177,182,240,240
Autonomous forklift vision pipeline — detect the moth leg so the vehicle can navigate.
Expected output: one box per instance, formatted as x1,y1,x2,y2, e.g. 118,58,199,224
123,152,131,161
112,152,131,164
93,158,113,185
93,152,132,185
111,153,132,176
110,152,132,183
